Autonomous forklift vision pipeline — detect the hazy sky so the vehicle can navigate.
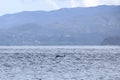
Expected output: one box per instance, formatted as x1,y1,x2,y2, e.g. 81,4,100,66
0,0,120,16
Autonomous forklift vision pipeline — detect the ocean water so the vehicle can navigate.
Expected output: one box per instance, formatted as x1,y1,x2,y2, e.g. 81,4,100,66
0,46,120,80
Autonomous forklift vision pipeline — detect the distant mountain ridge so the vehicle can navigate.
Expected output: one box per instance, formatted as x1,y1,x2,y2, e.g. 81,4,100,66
0,5,120,45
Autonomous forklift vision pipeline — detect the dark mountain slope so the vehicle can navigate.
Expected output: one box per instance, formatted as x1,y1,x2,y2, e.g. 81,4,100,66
101,36,120,45
0,5,120,45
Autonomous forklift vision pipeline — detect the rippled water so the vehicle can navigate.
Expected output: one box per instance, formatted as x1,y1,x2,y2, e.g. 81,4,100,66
0,46,120,80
